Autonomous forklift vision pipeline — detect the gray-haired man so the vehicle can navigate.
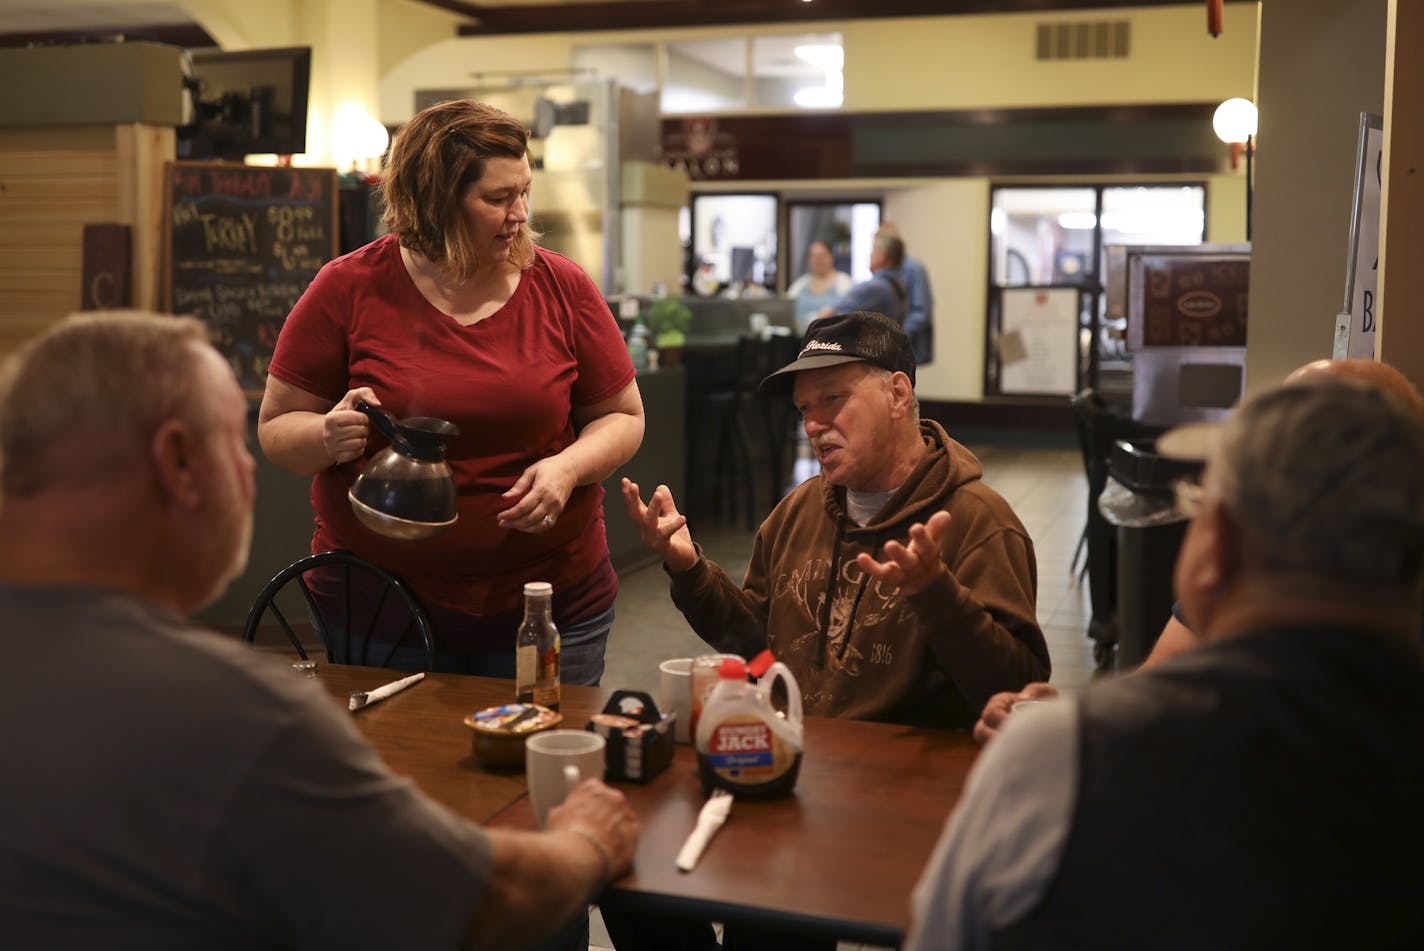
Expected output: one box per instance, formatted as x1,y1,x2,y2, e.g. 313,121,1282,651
0,311,637,949
908,374,1424,949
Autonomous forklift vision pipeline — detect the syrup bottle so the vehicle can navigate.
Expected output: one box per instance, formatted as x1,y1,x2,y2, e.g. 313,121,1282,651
694,650,804,798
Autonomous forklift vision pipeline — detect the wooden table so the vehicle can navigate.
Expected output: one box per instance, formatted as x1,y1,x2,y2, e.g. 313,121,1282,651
311,664,606,824
311,665,978,946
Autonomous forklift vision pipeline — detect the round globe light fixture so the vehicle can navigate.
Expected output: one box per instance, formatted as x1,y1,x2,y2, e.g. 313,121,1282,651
1212,97,1258,144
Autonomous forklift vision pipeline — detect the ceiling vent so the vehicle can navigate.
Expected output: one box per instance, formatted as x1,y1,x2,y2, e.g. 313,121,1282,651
1035,20,1130,61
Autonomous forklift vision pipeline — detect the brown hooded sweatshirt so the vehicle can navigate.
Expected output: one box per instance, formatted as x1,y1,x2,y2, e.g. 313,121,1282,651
668,420,1049,727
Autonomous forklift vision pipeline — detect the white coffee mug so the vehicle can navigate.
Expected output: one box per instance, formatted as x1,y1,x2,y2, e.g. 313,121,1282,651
658,657,694,744
525,729,606,827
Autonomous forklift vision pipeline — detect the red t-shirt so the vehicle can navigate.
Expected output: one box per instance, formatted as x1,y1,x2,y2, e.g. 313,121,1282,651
267,235,634,629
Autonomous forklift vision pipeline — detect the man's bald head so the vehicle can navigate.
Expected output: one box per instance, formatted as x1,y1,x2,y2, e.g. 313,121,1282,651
1286,359,1424,418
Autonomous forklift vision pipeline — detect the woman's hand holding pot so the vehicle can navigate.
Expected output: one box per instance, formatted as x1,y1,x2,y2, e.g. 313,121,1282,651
325,387,378,465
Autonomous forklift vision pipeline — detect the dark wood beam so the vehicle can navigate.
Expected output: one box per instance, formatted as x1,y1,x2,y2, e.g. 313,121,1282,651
428,0,1250,37
0,23,216,50
659,103,1227,182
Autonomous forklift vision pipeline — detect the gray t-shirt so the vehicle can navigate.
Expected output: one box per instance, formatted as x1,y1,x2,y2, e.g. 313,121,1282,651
0,583,492,949
904,700,1079,951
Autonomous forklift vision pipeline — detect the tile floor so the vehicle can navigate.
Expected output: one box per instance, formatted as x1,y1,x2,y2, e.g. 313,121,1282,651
591,439,1096,950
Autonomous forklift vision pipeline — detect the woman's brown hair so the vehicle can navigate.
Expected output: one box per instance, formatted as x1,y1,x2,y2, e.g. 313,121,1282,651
379,99,537,280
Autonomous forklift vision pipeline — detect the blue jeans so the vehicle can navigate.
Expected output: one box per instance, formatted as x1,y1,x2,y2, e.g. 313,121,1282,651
334,603,614,686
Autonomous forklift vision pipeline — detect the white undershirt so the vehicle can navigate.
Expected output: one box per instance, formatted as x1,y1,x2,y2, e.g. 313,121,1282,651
845,487,897,526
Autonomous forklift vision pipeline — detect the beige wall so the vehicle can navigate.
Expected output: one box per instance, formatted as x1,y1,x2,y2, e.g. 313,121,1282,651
377,0,465,80
847,6,1256,111
885,181,990,400
182,0,297,49
1245,0,1388,391
1206,173,1249,244
371,5,1257,401
182,0,388,168
377,5,1257,122
1376,0,1424,390
20,2,1419,407
69,1,1265,402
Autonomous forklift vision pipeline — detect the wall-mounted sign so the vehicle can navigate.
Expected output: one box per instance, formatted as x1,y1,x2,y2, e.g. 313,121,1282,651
163,161,338,394
1128,253,1249,350
1333,112,1383,360
661,117,741,180
995,286,1080,397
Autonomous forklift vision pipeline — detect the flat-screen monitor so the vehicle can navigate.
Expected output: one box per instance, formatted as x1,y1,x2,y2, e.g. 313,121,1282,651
179,46,311,159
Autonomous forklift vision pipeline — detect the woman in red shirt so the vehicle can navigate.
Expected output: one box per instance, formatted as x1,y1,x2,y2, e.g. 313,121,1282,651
258,100,643,683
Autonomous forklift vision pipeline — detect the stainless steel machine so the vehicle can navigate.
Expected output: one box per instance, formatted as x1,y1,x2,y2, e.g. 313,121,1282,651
1108,243,1251,427
415,78,662,294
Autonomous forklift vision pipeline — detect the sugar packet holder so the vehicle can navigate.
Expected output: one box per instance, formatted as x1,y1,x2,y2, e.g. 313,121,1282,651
586,690,676,783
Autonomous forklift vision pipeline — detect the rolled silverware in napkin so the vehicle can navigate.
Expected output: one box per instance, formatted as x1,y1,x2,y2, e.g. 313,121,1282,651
676,789,733,872
349,672,426,712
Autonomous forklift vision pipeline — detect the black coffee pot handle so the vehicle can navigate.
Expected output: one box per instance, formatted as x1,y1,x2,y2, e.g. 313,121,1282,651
355,400,402,446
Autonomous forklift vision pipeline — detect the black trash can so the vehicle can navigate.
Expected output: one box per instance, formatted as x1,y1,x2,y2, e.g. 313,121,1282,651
1099,440,1203,670
1071,389,1163,666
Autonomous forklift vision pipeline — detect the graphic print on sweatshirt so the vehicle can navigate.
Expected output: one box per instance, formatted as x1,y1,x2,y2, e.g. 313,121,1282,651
774,552,910,705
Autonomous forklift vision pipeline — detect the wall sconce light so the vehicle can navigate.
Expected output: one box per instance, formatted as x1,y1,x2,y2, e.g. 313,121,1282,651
1213,97,1257,240
332,104,391,178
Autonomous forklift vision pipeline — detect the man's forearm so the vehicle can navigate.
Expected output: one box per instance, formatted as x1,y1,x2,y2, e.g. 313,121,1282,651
463,829,604,950
909,570,1050,713
667,550,769,658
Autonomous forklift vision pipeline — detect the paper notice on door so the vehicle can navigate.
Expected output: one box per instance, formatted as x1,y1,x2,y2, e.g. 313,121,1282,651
998,330,1028,365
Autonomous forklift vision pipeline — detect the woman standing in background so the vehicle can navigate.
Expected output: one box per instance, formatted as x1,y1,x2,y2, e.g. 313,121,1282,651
786,239,852,329
257,99,643,684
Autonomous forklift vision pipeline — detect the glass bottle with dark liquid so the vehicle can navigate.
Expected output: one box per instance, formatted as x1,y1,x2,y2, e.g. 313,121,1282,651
514,581,560,710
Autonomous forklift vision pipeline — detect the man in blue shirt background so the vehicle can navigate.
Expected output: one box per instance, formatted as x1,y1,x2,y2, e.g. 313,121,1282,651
879,221,934,366
824,231,908,326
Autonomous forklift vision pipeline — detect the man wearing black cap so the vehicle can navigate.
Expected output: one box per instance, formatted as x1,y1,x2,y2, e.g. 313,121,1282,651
622,311,1048,728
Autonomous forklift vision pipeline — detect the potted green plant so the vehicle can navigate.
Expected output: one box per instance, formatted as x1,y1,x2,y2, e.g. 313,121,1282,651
641,297,692,366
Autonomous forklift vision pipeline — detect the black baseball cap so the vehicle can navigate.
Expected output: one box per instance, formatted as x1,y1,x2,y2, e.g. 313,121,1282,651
759,311,916,396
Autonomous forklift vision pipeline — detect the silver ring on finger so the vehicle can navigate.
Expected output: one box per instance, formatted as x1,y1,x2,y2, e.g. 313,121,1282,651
542,514,555,528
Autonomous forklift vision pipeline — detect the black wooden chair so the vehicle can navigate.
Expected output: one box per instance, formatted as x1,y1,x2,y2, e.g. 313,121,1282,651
683,342,758,529
741,332,805,505
241,550,436,670
1070,388,1163,668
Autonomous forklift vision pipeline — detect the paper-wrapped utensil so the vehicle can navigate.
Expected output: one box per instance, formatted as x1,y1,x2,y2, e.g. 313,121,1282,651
676,789,733,872
349,672,425,712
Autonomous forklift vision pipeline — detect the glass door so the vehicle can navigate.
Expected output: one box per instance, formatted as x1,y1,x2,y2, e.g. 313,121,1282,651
986,183,1205,398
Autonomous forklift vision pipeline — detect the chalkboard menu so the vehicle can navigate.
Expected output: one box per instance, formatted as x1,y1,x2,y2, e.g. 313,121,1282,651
164,161,338,393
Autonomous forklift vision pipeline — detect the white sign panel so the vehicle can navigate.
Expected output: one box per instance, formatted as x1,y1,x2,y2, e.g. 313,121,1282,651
1334,113,1384,360
997,286,1078,396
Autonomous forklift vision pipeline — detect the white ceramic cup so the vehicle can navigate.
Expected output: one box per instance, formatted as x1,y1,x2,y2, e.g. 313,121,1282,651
658,657,694,744
525,729,606,827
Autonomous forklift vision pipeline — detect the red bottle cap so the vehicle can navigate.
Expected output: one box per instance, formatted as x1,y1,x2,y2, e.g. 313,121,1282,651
748,649,776,678
719,657,748,679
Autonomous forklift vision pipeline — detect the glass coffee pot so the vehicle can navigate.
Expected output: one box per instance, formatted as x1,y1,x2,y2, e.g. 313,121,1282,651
347,400,459,540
